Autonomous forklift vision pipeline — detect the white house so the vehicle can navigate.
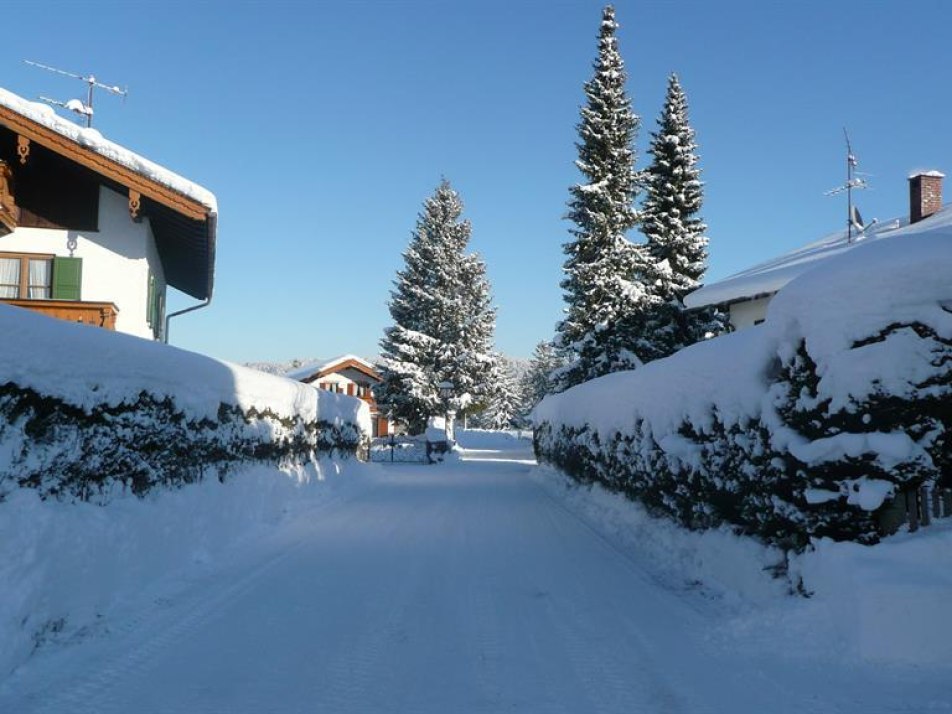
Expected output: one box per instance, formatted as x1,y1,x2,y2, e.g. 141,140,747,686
685,171,945,329
0,87,217,341
287,355,391,437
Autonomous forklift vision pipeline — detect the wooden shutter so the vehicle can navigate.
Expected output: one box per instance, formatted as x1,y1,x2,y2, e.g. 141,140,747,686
51,256,82,300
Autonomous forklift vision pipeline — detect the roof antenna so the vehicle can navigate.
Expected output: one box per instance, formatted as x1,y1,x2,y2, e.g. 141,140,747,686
24,59,127,129
824,128,873,243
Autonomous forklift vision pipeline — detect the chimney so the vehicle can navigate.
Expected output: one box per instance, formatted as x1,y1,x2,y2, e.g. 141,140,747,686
909,170,944,223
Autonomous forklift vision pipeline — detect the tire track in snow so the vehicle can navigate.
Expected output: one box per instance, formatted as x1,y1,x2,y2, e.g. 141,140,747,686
529,472,845,714
20,484,382,714
530,486,687,714
29,542,305,714
313,490,434,712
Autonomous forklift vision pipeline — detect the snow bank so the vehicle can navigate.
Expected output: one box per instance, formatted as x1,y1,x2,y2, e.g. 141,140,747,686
534,326,772,439
536,464,952,669
0,459,373,677
532,465,790,605
455,428,532,450
792,523,952,665
0,304,366,427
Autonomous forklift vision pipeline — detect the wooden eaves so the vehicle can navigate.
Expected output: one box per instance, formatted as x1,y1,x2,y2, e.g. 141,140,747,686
0,104,210,222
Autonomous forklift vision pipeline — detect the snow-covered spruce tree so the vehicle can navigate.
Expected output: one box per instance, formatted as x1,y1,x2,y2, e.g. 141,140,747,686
521,340,563,418
475,359,523,430
554,5,657,392
639,73,723,357
376,180,496,434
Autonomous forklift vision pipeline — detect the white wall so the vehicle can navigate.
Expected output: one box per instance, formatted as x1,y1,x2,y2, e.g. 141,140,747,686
0,186,166,339
315,372,360,395
729,296,772,330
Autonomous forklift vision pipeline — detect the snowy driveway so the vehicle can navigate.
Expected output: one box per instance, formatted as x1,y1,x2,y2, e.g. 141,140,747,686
1,444,946,713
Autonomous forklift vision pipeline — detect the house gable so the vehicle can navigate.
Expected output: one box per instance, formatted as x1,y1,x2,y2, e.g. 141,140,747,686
0,89,217,301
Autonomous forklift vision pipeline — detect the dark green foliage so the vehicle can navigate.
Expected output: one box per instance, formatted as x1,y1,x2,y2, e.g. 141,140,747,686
0,382,364,503
554,5,654,391
535,321,952,550
377,180,497,434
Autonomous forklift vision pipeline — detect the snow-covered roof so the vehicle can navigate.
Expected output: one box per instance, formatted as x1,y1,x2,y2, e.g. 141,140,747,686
285,354,378,382
0,85,218,300
0,87,217,212
684,210,924,309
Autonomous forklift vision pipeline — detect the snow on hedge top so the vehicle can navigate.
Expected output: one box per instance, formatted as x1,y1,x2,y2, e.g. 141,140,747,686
533,327,775,438
765,205,952,412
684,214,909,309
535,207,952,438
0,304,368,432
0,86,217,213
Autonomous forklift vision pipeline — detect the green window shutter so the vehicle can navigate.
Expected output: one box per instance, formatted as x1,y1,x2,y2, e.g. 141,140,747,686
51,257,82,301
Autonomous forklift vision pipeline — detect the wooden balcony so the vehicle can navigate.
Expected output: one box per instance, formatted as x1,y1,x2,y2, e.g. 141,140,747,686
2,298,119,330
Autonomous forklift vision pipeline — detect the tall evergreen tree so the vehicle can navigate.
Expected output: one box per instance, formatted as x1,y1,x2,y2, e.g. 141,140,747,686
475,359,522,430
376,181,496,434
520,340,563,419
639,73,723,356
554,5,657,392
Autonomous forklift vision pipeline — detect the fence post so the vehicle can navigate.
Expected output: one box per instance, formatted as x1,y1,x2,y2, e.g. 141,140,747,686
920,485,931,527
942,488,952,519
932,486,941,520
907,490,919,533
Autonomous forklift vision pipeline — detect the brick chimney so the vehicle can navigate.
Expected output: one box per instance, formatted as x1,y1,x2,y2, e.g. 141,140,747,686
909,171,944,223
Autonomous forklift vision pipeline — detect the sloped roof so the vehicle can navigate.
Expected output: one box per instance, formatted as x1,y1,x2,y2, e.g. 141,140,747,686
285,354,379,382
685,212,917,309
0,86,217,300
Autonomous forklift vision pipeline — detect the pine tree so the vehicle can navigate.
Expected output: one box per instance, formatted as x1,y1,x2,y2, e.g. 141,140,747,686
376,181,496,434
520,340,563,419
554,5,657,392
477,360,522,430
639,73,723,357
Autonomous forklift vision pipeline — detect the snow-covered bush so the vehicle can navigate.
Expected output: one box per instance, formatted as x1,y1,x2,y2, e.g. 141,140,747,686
534,212,952,548
0,305,370,502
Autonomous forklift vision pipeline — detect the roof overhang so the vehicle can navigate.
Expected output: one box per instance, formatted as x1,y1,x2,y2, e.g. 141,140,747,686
0,98,217,300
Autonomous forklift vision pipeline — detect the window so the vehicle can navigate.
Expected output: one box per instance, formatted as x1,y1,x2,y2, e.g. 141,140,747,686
0,257,19,298
28,259,52,299
0,253,52,299
0,252,81,301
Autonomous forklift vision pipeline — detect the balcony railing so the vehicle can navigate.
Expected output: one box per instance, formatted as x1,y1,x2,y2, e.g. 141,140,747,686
2,298,119,330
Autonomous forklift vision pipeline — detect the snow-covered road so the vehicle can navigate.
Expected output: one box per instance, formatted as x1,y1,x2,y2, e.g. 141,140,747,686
2,444,947,713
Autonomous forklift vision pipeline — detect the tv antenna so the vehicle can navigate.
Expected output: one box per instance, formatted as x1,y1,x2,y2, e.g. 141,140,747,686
24,59,127,129
824,128,873,243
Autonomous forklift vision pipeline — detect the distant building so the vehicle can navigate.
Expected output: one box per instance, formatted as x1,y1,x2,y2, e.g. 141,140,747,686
287,355,391,437
0,86,217,340
685,172,945,330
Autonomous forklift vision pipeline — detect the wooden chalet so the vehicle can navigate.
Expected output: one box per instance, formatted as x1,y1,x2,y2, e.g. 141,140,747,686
287,355,391,437
0,86,217,340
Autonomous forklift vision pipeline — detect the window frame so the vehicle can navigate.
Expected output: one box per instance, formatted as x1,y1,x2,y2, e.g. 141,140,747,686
0,251,55,300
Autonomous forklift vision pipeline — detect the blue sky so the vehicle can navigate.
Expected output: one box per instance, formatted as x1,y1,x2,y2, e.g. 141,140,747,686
3,1,951,362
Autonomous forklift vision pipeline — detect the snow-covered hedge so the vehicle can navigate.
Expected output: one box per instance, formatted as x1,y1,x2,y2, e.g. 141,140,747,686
534,213,952,548
0,306,370,502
